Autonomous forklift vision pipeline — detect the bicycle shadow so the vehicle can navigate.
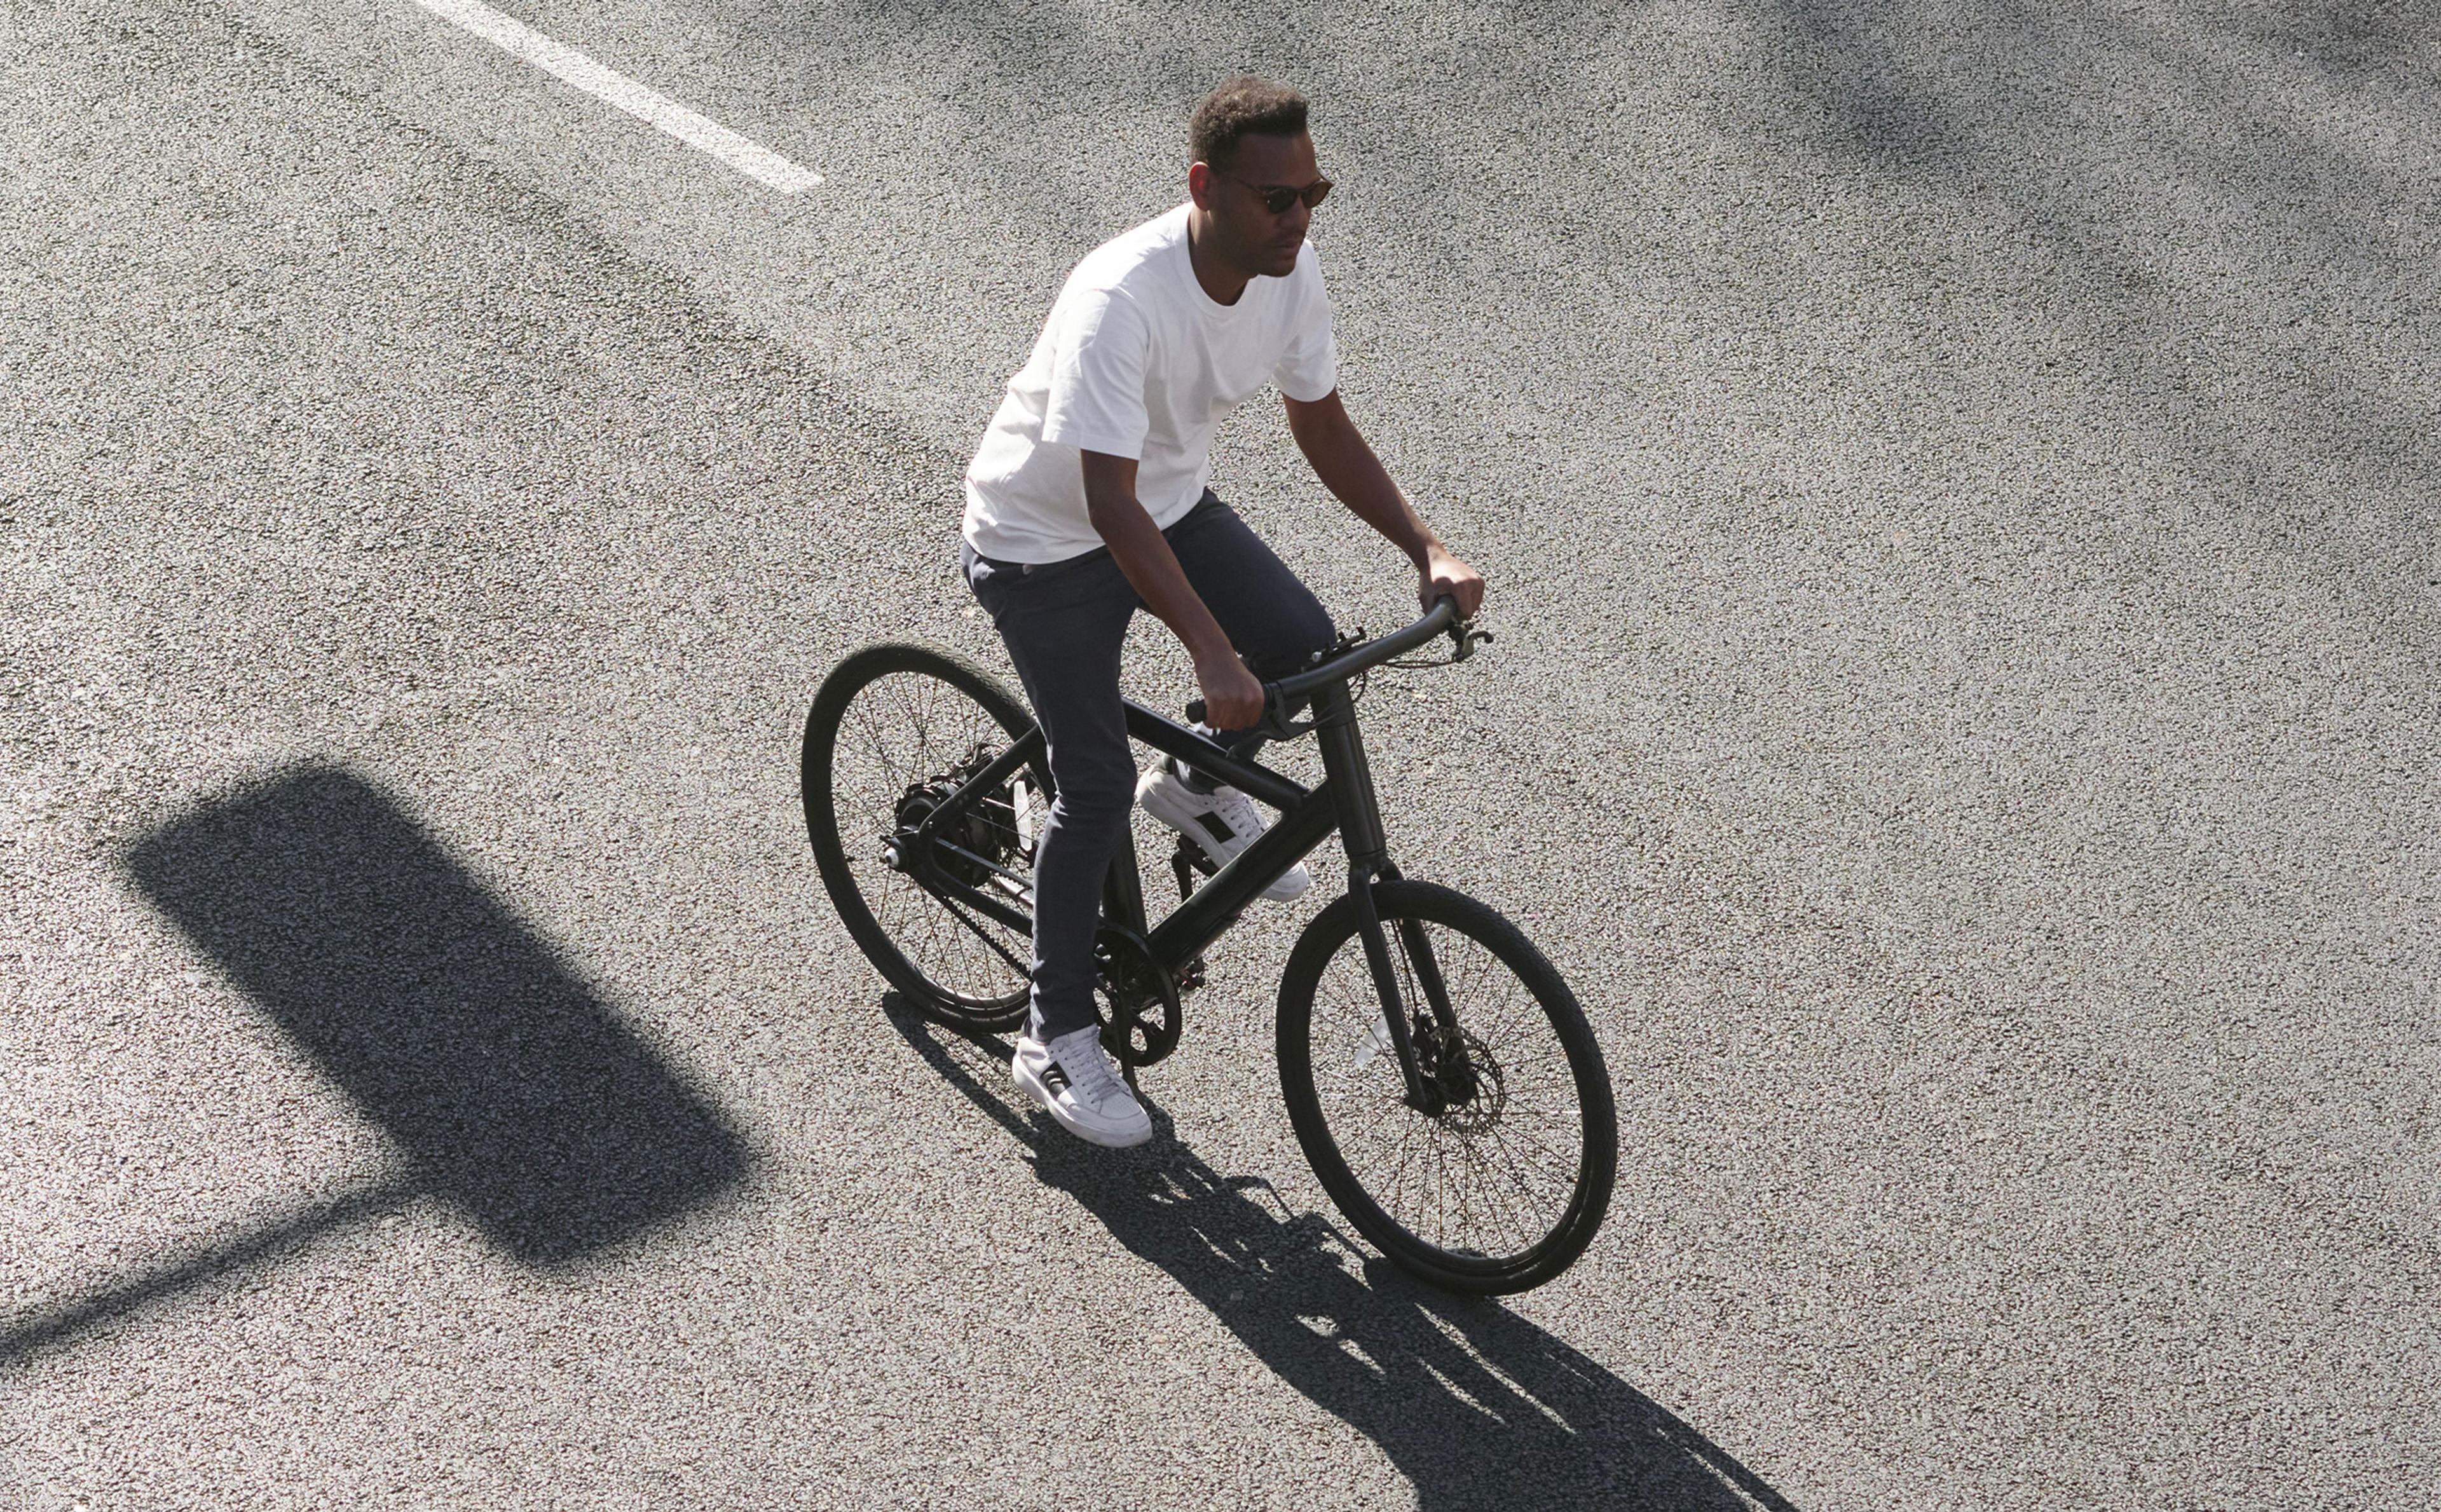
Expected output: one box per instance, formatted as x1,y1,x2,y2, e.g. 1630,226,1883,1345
884,998,1797,1511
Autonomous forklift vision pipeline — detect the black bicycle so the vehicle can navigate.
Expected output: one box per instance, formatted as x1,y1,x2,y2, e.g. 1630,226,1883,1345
800,598,1617,1293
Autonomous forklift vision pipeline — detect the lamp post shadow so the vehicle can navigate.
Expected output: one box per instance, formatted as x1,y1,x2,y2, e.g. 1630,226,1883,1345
884,998,1800,1512
4,763,751,1366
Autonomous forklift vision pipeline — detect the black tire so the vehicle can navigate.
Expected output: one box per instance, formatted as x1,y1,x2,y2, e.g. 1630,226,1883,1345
1277,880,1617,1293
802,643,1044,1031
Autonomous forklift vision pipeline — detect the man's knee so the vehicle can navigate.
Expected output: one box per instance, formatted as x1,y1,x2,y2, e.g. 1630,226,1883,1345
1289,592,1336,658
1045,752,1138,833
1248,592,1337,680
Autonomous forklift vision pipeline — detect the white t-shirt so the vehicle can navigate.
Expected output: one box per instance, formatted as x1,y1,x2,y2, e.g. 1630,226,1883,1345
962,204,1339,564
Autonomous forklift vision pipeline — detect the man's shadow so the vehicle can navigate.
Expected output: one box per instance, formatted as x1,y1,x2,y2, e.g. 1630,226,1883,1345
885,1000,1798,1512
5,763,751,1363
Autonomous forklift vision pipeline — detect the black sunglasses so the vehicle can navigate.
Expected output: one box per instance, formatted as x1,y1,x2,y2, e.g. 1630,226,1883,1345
1209,166,1333,215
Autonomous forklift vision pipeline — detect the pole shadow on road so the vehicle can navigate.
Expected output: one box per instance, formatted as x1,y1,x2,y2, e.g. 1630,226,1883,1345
3,763,750,1365
885,998,1797,1512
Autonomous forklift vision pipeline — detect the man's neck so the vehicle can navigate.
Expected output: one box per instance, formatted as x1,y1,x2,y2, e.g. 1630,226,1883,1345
1184,210,1249,307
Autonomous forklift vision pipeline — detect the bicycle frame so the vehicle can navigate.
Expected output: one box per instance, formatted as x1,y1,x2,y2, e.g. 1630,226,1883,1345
903,590,1496,1105
905,681,1356,950
901,675,1454,1107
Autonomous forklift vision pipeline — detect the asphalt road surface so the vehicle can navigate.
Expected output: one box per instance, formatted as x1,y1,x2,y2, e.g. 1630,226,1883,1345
6,0,2438,1507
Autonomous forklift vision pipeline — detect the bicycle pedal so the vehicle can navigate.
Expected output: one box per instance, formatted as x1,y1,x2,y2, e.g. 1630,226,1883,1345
1170,836,1217,901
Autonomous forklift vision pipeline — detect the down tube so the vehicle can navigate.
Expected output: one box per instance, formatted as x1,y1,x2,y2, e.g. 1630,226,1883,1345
1144,787,1341,969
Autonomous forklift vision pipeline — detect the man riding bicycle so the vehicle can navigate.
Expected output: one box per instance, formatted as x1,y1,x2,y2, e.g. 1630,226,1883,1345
962,77,1486,1149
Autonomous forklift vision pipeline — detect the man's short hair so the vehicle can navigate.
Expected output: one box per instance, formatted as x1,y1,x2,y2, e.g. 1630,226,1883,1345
1190,78,1309,170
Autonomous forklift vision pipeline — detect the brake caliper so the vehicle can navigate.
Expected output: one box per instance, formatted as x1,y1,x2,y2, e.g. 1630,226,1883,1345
1412,1016,1504,1129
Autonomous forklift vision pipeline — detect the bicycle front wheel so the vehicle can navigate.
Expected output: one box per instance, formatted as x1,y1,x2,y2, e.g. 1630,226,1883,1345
801,643,1043,1031
1277,880,1616,1293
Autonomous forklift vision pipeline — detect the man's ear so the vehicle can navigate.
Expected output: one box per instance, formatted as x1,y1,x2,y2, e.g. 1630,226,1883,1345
1186,161,1215,210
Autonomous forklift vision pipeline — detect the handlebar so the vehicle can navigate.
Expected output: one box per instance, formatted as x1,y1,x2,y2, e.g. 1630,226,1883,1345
1186,596,1491,740
1273,596,1476,704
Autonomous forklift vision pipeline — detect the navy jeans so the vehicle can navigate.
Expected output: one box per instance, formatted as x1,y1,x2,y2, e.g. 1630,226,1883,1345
963,493,1336,1042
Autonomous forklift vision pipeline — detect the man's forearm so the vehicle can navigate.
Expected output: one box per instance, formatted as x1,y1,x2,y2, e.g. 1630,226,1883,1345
1086,488,1233,664
1079,460,1266,727
1076,449,1243,677
1316,435,1437,564
1285,395,1442,566
1285,390,1486,616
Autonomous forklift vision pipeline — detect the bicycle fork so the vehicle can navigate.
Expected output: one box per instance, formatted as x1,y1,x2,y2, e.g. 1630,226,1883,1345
1311,683,1460,1113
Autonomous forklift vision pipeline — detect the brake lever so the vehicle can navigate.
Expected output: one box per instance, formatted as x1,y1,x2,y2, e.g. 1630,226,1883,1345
1260,686,1318,742
1448,616,1494,662
1387,615,1491,669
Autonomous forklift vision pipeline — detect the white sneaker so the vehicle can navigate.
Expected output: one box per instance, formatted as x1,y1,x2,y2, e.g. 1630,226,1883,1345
1136,766,1310,902
1012,1027,1152,1148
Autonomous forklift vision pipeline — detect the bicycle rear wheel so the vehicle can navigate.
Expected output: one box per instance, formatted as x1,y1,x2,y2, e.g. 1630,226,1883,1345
1276,880,1616,1293
801,643,1043,1031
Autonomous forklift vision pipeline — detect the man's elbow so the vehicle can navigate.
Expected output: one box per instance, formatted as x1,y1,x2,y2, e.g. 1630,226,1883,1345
1287,400,1356,453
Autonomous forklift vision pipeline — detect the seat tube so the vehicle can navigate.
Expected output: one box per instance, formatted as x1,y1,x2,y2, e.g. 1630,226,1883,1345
1101,829,1149,934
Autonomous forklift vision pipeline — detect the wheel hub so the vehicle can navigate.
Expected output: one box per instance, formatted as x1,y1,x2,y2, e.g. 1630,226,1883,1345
884,742,1026,887
1413,1016,1506,1131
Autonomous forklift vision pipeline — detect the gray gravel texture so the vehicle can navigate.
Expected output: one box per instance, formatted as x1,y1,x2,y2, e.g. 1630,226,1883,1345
5,0,2438,1507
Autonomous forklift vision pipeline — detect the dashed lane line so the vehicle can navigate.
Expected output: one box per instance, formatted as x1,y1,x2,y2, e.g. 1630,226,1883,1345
406,0,824,191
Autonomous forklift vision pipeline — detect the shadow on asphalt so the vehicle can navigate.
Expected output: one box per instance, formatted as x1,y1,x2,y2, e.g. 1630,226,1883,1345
2,763,750,1365
123,763,750,1263
885,997,1796,1512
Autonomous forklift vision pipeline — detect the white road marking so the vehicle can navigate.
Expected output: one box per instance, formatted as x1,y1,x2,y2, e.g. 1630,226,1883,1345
407,0,823,191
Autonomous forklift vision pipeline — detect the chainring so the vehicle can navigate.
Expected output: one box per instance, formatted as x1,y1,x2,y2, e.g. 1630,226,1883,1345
1093,925,1182,1072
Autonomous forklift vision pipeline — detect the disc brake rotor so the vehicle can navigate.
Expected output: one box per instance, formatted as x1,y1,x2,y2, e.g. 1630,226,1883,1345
1416,1018,1507,1132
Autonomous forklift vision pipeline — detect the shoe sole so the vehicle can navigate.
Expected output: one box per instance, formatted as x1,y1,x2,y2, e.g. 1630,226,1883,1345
1136,773,1309,902
1012,1052,1152,1149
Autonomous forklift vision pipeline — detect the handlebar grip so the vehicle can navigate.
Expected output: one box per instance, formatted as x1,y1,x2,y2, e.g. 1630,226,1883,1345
1186,693,1297,739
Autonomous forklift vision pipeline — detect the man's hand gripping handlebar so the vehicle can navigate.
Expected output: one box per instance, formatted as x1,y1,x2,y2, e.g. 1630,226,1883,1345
1186,596,1492,743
